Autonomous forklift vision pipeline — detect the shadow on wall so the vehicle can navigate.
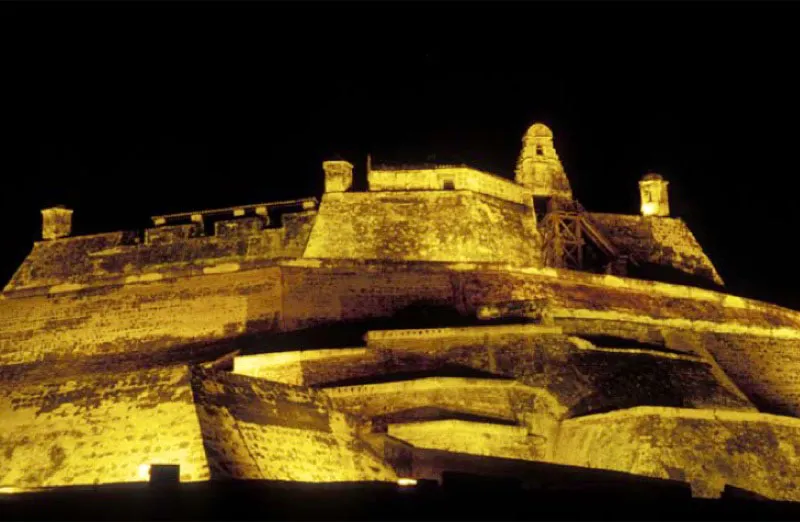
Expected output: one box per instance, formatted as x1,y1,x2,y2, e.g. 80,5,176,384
630,263,723,292
242,301,491,354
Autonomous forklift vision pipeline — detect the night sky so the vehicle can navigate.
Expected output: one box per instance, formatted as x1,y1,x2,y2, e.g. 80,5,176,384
1,2,798,310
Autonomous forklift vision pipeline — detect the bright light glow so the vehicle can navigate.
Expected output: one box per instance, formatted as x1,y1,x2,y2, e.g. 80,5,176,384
137,464,151,480
0,487,25,494
641,202,658,216
397,478,417,487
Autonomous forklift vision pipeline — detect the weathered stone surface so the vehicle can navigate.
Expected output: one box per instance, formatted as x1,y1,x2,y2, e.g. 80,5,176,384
1,122,799,502
303,191,541,266
4,210,315,293
589,212,723,286
0,365,209,488
192,368,395,482
555,408,800,501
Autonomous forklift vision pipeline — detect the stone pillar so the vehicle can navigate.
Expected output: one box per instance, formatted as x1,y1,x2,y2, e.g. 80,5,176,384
323,160,354,193
41,206,73,240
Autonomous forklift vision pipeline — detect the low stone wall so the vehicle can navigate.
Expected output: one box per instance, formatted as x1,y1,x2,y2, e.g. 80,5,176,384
368,167,534,207
191,369,395,482
556,407,800,500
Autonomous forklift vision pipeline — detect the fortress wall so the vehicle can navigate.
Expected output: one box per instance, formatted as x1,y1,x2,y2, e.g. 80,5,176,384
4,232,128,291
647,217,721,281
230,326,750,419
191,369,395,482
1,261,799,416
323,378,533,422
232,349,370,386
588,213,723,285
281,265,457,330
3,211,315,294
363,327,751,415
0,365,209,488
387,420,545,462
302,192,540,266
459,268,799,330
555,407,800,501
0,267,283,368
367,168,534,207
700,333,800,417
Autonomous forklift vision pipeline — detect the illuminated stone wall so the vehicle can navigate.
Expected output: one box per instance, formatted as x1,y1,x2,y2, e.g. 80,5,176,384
192,368,396,482
555,407,800,500
367,167,534,207
295,325,753,418
0,365,209,488
388,420,542,462
0,266,283,368
302,191,541,266
233,349,370,386
588,213,723,285
279,263,457,330
4,121,800,503
379,407,800,501
0,259,799,498
3,211,315,294
2,261,799,414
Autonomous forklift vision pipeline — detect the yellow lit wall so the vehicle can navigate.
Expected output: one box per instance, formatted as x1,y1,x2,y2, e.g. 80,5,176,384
193,369,396,482
554,407,800,500
0,366,209,488
367,167,534,208
302,191,541,266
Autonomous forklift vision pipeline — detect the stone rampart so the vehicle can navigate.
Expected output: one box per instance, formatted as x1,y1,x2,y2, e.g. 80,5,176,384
367,167,534,207
0,365,209,488
302,191,540,266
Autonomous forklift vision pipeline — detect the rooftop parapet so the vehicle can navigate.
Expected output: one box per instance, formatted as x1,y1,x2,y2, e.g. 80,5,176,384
367,166,534,208
150,198,318,227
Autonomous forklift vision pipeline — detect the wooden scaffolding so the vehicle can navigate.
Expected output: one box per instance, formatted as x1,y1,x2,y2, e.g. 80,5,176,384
540,199,636,274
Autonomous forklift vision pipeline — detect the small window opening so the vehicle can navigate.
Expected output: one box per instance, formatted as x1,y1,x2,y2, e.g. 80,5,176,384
536,145,544,156
443,180,455,190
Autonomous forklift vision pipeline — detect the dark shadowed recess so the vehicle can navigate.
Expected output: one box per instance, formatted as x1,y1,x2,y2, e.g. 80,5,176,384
0,465,797,521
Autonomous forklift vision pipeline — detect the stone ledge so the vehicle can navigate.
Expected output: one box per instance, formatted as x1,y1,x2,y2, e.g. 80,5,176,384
364,324,562,343
563,405,800,428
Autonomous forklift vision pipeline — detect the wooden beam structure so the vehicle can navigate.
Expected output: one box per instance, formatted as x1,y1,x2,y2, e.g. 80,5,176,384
540,199,637,273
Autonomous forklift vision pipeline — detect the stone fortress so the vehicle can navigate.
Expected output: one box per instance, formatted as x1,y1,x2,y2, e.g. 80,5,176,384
1,122,799,501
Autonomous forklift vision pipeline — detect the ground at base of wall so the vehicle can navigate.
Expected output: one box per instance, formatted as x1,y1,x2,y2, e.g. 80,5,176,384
1,480,799,521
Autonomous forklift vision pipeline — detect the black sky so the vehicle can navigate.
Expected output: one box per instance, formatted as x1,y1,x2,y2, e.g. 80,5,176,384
1,1,798,310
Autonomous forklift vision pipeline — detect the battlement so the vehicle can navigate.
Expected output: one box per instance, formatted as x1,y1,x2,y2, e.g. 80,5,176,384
150,198,318,227
3,203,319,294
368,166,533,207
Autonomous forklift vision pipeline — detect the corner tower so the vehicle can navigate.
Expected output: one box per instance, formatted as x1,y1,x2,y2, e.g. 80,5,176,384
515,123,573,201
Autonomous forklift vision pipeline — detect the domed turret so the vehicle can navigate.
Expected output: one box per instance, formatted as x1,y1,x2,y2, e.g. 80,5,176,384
514,122,572,200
